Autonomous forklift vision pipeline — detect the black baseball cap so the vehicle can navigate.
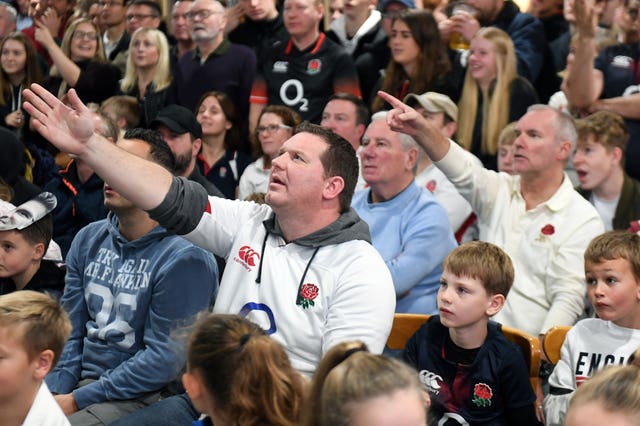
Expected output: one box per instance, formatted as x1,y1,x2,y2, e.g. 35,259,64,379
151,105,202,139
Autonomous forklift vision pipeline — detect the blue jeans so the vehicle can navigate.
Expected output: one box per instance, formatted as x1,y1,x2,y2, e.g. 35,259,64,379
108,393,199,426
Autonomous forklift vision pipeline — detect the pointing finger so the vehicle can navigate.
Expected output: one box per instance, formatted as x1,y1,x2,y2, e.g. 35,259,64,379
377,90,406,109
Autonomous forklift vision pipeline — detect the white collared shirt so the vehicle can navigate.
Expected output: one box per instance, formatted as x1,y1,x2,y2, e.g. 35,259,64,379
435,142,605,335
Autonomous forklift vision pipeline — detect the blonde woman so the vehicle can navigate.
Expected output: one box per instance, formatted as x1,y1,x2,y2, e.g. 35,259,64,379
120,27,171,127
36,18,120,103
457,27,538,170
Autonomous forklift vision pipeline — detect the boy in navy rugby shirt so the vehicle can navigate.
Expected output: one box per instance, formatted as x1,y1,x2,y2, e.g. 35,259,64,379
404,241,540,425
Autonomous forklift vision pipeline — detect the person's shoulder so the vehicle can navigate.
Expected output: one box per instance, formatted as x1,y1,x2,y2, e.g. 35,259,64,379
486,322,523,355
351,188,369,205
228,41,257,57
319,34,351,56
413,315,447,340
75,217,110,237
160,234,216,261
510,76,537,95
627,174,640,194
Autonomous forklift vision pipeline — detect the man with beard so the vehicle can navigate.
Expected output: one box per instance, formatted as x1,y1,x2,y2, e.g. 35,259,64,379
151,104,223,198
167,0,256,125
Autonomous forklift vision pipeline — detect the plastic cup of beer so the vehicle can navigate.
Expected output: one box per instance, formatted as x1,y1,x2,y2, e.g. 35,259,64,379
449,3,477,51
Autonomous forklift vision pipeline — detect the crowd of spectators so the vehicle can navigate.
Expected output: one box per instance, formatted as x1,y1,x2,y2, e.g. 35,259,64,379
1,0,639,423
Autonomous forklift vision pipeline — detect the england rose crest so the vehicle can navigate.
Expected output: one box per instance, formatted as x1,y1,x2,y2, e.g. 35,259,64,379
307,59,322,75
298,283,319,309
472,383,493,407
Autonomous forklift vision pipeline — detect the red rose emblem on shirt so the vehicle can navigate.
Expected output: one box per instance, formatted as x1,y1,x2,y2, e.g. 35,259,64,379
426,180,437,193
298,283,319,309
541,224,555,235
472,383,493,407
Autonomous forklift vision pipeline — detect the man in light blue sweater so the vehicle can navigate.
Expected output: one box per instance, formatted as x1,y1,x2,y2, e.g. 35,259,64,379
45,129,218,426
352,111,457,314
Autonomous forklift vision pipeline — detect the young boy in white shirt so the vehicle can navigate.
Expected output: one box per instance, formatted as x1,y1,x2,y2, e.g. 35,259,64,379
544,231,640,425
0,290,71,426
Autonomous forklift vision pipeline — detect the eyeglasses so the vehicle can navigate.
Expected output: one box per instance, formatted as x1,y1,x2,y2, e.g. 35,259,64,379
255,124,292,134
98,0,123,7
185,9,222,21
125,13,157,21
172,12,188,20
72,31,97,40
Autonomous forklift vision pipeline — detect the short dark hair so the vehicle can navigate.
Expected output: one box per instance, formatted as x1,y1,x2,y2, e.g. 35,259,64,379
327,93,370,127
126,0,161,15
295,122,358,212
123,128,176,173
19,214,53,253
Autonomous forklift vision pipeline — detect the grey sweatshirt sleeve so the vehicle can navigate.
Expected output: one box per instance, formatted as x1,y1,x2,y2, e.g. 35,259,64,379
147,176,209,235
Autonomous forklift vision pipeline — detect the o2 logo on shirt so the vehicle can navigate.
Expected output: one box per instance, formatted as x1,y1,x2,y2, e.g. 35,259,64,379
279,79,309,112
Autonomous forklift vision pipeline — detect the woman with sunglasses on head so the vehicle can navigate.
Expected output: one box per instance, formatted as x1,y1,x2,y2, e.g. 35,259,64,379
238,105,300,201
36,17,120,103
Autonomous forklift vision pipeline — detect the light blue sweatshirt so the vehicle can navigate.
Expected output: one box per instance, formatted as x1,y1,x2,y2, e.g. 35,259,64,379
352,182,457,314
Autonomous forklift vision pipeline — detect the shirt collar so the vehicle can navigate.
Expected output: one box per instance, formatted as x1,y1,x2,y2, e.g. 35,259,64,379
511,173,574,212
193,38,231,63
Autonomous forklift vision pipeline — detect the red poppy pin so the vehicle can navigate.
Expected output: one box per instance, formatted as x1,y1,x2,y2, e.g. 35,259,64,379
472,383,493,407
426,180,437,193
298,283,319,309
536,224,555,242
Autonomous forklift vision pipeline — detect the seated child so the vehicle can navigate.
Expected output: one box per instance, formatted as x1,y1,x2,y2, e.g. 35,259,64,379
565,347,640,426
574,111,640,231
403,241,539,425
497,122,517,175
544,231,640,426
304,340,427,426
0,290,72,425
0,193,64,299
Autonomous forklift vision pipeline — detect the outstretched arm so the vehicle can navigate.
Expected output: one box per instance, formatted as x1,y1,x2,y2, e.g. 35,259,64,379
377,91,451,162
23,84,173,211
563,0,603,109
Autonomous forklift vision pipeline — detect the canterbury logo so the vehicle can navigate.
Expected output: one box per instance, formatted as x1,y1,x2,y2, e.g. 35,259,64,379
419,370,443,394
238,245,261,267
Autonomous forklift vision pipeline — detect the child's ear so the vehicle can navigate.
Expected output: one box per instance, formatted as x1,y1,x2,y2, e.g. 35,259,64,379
182,372,204,402
486,294,505,317
32,242,45,261
32,349,54,380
